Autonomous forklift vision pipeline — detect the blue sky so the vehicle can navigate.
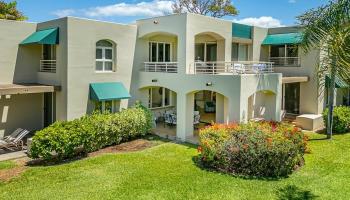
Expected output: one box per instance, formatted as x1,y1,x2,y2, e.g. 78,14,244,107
9,0,328,27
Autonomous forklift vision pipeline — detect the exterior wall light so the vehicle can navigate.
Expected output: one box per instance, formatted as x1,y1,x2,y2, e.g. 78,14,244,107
153,20,159,24
206,82,213,86
152,79,158,82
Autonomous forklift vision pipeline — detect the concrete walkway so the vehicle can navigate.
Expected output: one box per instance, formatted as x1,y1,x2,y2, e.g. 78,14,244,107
0,150,27,161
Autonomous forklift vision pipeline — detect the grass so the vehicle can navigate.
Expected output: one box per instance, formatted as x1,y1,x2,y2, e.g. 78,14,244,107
0,161,16,170
0,132,350,199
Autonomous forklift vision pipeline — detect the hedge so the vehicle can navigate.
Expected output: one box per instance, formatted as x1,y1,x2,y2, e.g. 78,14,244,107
323,106,350,133
198,121,308,177
29,103,153,161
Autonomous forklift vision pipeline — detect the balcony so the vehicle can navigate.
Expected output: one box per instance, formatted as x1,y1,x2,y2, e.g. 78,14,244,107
269,57,300,67
191,61,273,75
40,60,56,73
141,62,178,73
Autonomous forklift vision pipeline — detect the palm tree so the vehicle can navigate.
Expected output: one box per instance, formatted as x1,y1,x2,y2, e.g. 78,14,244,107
298,0,350,139
0,1,27,21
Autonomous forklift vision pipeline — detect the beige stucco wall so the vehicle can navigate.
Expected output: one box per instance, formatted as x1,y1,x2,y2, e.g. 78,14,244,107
273,48,323,114
0,20,39,84
0,93,43,137
65,17,137,120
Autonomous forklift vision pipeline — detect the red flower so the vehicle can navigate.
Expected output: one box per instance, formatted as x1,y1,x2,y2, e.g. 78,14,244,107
197,146,202,153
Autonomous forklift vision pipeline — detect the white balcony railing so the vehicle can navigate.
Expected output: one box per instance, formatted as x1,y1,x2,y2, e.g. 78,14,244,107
192,61,274,75
269,57,300,67
142,62,178,73
40,60,56,73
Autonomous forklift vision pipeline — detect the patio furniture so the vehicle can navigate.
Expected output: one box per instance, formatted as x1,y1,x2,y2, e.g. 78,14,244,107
252,63,267,73
170,114,177,125
205,101,215,113
1,128,23,142
164,112,174,127
193,111,201,128
233,63,245,74
0,129,30,150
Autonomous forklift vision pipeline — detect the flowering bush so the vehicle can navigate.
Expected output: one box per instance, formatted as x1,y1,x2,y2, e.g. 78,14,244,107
29,103,153,161
323,106,350,133
198,121,308,177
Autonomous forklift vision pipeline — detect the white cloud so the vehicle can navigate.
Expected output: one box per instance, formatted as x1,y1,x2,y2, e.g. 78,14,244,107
52,9,76,18
85,0,173,17
233,16,284,28
53,0,173,18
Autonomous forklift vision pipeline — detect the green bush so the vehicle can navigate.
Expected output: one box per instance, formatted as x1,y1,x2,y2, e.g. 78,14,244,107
323,106,350,133
29,103,153,160
198,122,308,177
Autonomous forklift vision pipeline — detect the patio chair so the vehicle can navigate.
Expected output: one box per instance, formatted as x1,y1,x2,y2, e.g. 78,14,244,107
164,113,173,127
1,128,23,142
205,101,215,113
193,112,201,129
170,114,177,125
233,63,245,74
0,129,30,150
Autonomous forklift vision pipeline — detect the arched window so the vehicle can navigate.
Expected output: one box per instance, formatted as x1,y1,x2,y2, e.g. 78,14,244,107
96,40,114,72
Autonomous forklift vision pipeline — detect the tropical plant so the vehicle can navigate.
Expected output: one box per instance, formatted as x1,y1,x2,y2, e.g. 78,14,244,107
0,1,27,21
172,0,238,18
198,121,308,177
297,0,350,139
29,104,153,161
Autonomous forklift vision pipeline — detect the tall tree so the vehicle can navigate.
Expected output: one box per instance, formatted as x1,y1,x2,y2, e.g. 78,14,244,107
0,1,27,21
172,0,238,18
298,0,350,139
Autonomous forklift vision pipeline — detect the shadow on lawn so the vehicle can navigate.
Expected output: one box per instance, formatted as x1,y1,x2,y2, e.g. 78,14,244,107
191,155,285,181
276,185,318,200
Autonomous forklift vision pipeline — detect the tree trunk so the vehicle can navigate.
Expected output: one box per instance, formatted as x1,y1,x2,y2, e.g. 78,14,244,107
327,66,336,139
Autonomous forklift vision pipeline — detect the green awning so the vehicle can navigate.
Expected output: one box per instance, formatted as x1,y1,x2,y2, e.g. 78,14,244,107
90,82,131,101
262,32,303,45
20,28,59,45
232,23,252,39
326,75,349,88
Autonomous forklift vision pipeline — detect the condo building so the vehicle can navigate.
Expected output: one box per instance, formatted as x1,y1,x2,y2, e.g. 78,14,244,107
0,13,349,142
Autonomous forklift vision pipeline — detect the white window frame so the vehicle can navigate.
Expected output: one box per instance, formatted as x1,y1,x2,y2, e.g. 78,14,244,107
195,42,217,62
96,43,114,72
148,87,173,109
149,41,172,62
96,100,118,113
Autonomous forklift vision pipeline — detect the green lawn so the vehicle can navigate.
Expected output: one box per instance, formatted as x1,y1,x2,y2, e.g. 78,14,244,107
0,133,350,200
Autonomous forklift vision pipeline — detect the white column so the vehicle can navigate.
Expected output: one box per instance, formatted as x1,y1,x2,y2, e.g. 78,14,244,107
176,92,194,141
216,93,224,123
224,95,241,123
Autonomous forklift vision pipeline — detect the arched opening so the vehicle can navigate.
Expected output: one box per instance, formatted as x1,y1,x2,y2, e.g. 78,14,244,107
140,32,178,73
247,90,277,121
193,32,226,74
138,86,178,139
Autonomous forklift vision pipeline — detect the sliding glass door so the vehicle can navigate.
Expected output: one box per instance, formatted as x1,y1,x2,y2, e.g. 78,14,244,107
149,42,171,62
283,83,300,114
195,43,217,62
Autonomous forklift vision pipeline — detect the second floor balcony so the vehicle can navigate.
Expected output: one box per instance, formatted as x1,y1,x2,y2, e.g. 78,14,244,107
40,59,57,73
191,61,274,75
141,62,178,73
269,57,300,67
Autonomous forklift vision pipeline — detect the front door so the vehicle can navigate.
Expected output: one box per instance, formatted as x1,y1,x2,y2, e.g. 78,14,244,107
283,83,300,114
44,92,54,127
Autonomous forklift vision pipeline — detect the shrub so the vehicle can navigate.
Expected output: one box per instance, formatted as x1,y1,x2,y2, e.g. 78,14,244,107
323,106,350,133
29,103,153,161
198,121,308,177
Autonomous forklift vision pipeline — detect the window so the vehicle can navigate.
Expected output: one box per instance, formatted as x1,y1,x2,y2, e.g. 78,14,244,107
148,87,172,108
195,43,217,62
42,44,56,60
232,43,249,61
96,40,114,72
270,44,298,57
94,100,119,113
149,42,171,62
